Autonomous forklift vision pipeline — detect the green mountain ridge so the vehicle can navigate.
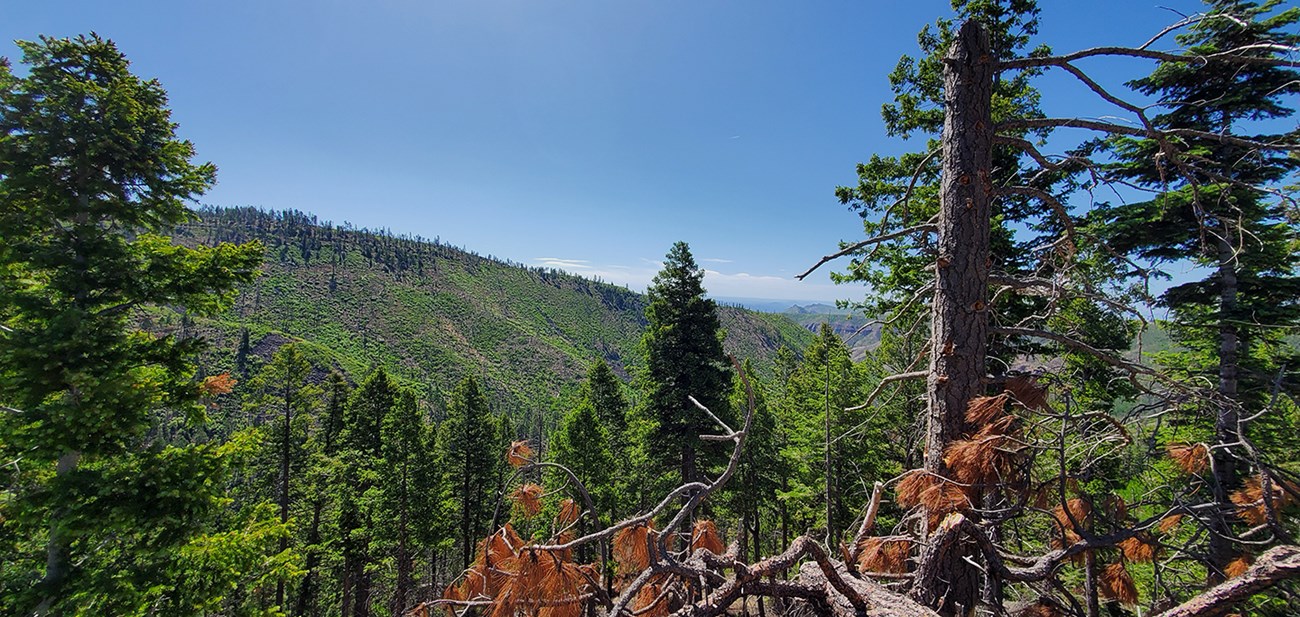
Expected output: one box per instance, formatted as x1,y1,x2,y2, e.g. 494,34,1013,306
168,207,814,420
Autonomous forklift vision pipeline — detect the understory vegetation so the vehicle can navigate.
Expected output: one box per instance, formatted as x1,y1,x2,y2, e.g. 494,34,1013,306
3,1,1300,616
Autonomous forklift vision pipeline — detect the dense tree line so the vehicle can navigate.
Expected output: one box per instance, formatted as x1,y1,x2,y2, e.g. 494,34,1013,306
4,0,1300,615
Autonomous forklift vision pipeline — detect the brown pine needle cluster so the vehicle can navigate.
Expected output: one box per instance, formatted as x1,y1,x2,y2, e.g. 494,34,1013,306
965,392,1010,426
491,548,592,617
895,471,971,530
512,483,544,517
613,522,673,573
1166,443,1209,475
856,536,911,574
1225,554,1253,579
200,372,237,396
631,574,674,617
944,415,1022,488
1231,474,1300,525
507,440,535,467
1158,513,1183,534
1099,562,1138,606
1005,375,1050,412
442,523,599,617
689,519,724,555
1049,498,1092,548
1117,533,1157,563
555,498,580,528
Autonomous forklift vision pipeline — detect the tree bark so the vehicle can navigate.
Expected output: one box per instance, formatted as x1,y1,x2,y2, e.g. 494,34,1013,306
1210,232,1240,581
914,19,994,616
278,380,293,607
1155,545,1300,617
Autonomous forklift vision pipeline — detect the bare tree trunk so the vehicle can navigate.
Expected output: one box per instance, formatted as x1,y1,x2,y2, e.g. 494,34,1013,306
825,360,835,545
278,381,293,607
1210,233,1240,582
1084,548,1100,617
912,19,993,617
294,499,325,616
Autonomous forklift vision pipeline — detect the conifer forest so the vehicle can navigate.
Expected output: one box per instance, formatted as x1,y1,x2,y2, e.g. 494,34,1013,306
4,1,1300,616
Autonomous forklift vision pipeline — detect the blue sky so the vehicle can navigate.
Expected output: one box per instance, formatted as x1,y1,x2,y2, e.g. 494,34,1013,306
4,0,1228,303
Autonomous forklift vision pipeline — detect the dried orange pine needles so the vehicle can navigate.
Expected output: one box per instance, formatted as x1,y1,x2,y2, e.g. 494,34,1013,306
856,536,911,574
1166,443,1209,475
689,519,724,556
1099,561,1139,606
507,440,535,467
1231,473,1300,526
442,522,599,617
893,380,1043,531
511,483,545,517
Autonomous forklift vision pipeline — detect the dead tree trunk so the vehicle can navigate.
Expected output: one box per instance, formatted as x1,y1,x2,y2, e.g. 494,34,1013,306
913,19,993,616
1210,232,1240,581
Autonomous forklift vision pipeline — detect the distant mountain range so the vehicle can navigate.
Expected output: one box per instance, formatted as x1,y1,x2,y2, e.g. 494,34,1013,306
164,207,816,426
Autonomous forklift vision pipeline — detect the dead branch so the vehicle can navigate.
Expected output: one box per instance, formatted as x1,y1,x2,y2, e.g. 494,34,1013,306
797,223,938,281
847,481,886,568
847,371,928,412
1154,545,1300,617
997,118,1296,152
999,44,1300,71
996,186,1077,257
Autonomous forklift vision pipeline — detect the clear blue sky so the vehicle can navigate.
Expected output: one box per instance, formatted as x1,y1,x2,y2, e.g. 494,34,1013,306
4,1,1219,303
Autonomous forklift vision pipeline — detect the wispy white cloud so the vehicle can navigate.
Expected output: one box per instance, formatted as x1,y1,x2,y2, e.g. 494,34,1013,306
528,257,853,303
700,258,734,264
534,257,593,270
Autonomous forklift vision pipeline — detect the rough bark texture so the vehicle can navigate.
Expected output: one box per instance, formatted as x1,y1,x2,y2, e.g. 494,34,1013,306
795,561,941,617
1210,233,1240,581
1155,545,1300,617
915,19,993,616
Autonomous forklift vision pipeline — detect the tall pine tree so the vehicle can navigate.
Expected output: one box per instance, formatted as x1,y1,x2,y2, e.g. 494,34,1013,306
1092,0,1300,579
0,34,268,614
636,242,732,491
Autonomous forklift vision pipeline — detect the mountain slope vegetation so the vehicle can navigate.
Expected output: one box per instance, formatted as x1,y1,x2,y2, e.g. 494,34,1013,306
169,207,813,417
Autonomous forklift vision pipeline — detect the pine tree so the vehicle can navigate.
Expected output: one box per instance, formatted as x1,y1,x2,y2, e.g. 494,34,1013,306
637,242,732,490
0,34,268,614
582,359,630,516
295,371,351,617
242,342,320,607
726,359,784,563
440,375,503,569
1092,0,1300,579
337,367,398,617
378,389,437,615
551,399,617,521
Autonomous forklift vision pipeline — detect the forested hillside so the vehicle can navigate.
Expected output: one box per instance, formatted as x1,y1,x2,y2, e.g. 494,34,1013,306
5,1,1300,617
167,206,813,423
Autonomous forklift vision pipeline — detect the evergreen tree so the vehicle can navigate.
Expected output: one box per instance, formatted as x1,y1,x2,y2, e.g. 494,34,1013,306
581,358,630,516
0,34,271,614
336,367,398,617
235,326,253,378
585,359,629,459
378,389,438,615
439,375,502,569
1092,0,1300,578
780,324,872,544
726,360,784,563
551,399,617,521
637,242,732,490
295,371,351,617
242,342,320,607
